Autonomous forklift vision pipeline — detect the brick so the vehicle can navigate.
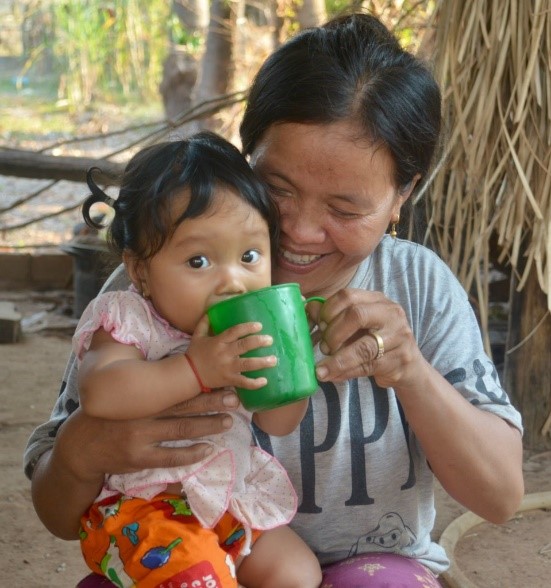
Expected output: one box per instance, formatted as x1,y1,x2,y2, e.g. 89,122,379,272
0,301,22,344
30,253,73,289
0,254,32,289
0,253,73,290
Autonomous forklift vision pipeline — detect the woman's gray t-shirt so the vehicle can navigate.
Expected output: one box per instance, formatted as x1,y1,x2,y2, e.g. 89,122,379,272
24,237,522,574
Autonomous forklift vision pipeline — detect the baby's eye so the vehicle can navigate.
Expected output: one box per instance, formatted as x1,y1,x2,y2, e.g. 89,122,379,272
187,255,210,269
242,249,261,264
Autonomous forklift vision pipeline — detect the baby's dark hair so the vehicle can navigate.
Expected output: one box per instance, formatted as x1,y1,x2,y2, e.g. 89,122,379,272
83,131,279,260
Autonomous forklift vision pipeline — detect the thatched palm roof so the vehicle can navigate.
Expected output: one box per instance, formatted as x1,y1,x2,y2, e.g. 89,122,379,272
426,0,550,350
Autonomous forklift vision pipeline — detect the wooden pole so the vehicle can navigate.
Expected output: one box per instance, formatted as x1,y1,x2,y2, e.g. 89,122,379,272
0,149,124,184
505,267,551,451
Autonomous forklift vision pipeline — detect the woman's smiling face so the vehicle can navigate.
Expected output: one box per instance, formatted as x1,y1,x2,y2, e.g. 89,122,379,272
250,120,411,298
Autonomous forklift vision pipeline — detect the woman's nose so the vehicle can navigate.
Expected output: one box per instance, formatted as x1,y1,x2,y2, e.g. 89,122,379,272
279,200,325,244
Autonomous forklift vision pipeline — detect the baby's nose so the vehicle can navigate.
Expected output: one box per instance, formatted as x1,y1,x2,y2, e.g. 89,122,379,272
216,268,247,295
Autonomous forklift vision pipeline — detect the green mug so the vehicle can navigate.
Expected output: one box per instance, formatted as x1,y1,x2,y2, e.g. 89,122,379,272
207,283,325,411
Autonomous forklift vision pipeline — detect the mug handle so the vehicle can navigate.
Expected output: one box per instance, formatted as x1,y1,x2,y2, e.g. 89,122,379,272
305,296,326,304
304,296,325,336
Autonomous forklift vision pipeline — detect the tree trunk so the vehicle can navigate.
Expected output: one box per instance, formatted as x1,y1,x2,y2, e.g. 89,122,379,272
21,1,55,74
160,0,208,121
160,48,198,121
172,0,209,30
296,0,326,28
269,0,284,49
187,0,234,133
505,267,551,451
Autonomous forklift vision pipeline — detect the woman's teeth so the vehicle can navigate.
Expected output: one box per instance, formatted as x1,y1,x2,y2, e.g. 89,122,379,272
280,249,322,265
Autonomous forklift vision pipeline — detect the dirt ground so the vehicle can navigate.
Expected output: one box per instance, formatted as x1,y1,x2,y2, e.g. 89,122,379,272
1,294,550,587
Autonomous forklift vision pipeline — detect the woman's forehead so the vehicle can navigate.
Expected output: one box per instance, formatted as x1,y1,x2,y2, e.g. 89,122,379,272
251,121,396,190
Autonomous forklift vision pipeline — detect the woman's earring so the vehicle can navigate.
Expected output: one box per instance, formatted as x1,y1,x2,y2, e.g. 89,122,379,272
390,217,399,239
141,281,150,300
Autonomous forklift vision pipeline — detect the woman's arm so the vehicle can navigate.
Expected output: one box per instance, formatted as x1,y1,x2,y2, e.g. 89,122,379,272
253,397,309,436
311,288,524,523
394,360,523,523
31,390,240,539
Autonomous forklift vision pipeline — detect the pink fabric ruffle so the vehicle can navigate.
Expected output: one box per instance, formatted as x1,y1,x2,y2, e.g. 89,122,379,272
73,290,189,361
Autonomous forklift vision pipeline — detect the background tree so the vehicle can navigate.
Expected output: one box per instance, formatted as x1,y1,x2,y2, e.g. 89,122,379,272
160,0,208,120
296,0,327,28
190,0,235,131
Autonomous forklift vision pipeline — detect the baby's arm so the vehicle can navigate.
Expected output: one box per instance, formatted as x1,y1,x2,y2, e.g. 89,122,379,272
78,328,202,419
252,398,309,436
79,316,278,420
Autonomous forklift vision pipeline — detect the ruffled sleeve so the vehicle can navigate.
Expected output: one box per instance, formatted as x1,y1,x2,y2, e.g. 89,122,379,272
72,290,157,360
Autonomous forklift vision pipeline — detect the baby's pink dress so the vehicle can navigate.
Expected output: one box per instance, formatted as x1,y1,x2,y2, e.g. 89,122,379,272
73,289,297,553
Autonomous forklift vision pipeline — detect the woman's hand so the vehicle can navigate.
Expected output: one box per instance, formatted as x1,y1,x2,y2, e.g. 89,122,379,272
308,288,423,388
75,387,240,478
32,388,240,539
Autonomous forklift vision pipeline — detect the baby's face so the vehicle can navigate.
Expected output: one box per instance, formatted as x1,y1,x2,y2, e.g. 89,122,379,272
139,187,272,334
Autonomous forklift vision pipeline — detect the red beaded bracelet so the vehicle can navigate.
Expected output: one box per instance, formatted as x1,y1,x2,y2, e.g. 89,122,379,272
184,353,211,393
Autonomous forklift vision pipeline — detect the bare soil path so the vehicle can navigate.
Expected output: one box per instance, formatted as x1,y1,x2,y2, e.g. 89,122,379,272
1,303,550,587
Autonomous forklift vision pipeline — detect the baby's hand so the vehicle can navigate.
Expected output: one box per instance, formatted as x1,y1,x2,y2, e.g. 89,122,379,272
186,314,277,390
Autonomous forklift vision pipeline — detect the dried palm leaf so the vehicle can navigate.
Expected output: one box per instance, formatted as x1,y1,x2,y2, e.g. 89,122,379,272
426,0,550,352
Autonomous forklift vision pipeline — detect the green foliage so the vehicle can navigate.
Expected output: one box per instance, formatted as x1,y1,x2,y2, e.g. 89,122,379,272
167,13,203,54
325,0,354,17
324,0,435,53
50,0,171,111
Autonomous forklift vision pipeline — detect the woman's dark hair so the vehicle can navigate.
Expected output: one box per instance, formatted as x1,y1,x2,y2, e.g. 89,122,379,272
83,131,279,260
240,12,442,193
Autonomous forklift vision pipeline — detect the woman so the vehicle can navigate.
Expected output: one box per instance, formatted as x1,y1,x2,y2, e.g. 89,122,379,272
26,13,523,586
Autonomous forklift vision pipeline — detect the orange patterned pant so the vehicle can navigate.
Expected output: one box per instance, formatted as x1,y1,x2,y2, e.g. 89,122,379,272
80,492,261,588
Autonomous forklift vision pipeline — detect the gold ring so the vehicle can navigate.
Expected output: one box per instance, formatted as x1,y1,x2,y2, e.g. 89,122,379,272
369,330,384,360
